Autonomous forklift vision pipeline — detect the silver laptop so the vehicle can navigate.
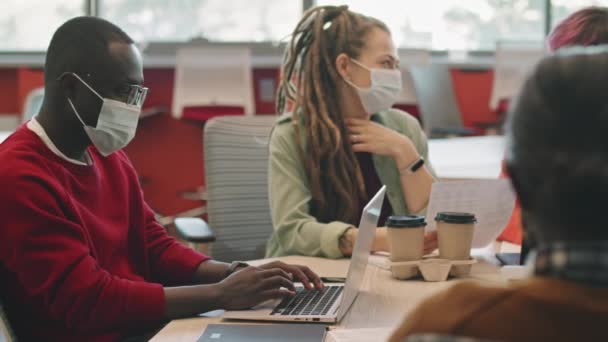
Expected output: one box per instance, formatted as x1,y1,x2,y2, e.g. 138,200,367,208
222,186,386,323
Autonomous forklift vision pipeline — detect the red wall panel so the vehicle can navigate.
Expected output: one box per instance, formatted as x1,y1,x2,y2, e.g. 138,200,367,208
16,68,44,114
142,68,175,111
252,67,280,115
0,69,18,114
122,113,205,216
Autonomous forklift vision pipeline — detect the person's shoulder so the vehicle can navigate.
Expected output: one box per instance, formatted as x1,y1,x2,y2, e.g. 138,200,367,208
377,108,422,132
271,113,297,140
380,108,419,123
416,281,513,316
275,112,293,125
0,128,52,180
274,112,295,130
390,281,516,340
443,280,513,301
0,125,37,155
109,149,134,167
0,150,60,202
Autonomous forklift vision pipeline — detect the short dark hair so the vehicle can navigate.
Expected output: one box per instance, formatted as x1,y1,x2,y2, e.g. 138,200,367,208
44,16,134,85
548,7,608,51
506,46,608,240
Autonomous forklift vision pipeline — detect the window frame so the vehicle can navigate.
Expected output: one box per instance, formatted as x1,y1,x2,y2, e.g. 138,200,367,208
0,0,593,59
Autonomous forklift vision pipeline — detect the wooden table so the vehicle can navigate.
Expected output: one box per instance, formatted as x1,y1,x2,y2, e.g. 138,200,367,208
428,136,505,180
151,254,506,342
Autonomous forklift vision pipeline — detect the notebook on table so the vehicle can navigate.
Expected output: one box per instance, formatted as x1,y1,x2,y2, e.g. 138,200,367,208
197,323,327,342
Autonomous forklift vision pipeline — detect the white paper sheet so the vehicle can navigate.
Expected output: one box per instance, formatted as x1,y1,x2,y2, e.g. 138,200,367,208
325,328,392,342
425,179,516,248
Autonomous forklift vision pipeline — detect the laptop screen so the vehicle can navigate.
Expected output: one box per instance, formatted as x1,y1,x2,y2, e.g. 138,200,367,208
337,185,386,320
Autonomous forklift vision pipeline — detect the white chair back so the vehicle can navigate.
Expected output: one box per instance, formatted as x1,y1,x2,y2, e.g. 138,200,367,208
410,64,464,137
172,46,254,118
203,116,277,262
21,87,44,123
397,48,432,104
490,41,545,110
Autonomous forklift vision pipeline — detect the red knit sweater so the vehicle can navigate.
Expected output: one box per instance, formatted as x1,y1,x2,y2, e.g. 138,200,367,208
0,125,209,341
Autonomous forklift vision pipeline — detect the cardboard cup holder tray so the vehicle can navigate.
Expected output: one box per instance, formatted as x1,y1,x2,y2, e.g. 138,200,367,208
389,256,477,281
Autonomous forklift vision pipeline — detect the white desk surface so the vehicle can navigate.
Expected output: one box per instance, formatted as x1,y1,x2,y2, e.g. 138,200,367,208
151,253,507,342
0,131,11,144
428,135,505,180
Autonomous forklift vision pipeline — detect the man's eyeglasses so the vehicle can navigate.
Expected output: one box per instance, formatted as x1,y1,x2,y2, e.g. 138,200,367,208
58,72,149,107
117,83,149,107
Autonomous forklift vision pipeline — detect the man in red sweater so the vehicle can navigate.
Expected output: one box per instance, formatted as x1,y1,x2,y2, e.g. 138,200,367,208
0,17,322,341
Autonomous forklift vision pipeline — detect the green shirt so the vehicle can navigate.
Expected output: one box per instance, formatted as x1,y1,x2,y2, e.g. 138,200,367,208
266,108,436,259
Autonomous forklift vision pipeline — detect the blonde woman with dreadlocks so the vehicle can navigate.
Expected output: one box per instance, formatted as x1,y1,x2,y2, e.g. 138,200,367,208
266,5,437,259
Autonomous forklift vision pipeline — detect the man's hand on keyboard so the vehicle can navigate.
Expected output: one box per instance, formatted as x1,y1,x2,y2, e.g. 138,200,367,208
216,266,297,310
258,261,325,291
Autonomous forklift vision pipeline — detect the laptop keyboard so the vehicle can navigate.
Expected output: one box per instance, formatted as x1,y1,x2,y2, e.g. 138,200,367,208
271,286,343,316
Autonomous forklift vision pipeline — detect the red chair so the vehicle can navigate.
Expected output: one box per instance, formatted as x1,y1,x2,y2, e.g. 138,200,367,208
182,105,245,122
451,68,504,135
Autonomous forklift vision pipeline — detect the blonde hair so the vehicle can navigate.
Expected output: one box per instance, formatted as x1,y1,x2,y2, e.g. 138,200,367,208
276,5,390,224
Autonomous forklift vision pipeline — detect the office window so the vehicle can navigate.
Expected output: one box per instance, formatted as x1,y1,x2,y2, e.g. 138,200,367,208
100,0,302,43
0,0,85,51
316,0,545,51
552,0,608,27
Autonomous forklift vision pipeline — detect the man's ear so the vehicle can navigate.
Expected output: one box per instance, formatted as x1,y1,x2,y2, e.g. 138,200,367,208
335,53,351,81
57,73,77,100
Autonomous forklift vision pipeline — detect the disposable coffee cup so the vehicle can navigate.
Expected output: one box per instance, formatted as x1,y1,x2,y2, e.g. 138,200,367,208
435,212,476,277
387,215,426,279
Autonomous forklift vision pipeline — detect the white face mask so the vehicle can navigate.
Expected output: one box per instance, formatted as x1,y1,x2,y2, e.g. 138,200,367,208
345,59,403,115
66,73,142,157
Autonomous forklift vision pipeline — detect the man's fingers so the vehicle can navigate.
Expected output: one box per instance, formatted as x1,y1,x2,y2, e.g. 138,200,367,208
287,266,314,290
259,268,292,281
297,265,324,290
261,275,295,291
258,289,294,303
259,262,323,290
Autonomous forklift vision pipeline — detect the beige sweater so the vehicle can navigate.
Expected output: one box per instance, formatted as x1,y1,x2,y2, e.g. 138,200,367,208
389,277,608,342
265,109,436,259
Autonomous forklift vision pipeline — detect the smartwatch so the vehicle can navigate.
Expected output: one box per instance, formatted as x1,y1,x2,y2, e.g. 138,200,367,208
400,156,425,175
225,261,249,278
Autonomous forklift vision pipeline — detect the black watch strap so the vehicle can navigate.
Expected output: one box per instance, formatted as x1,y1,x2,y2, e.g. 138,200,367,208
409,157,425,173
225,261,249,278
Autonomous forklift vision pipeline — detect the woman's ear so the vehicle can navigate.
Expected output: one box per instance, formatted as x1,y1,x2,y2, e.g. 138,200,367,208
335,53,351,80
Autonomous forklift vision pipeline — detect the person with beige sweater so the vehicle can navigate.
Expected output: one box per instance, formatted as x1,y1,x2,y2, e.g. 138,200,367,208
267,5,438,260
389,47,608,342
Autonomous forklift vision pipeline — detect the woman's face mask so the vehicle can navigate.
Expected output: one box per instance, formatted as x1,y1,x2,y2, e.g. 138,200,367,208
344,58,403,115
